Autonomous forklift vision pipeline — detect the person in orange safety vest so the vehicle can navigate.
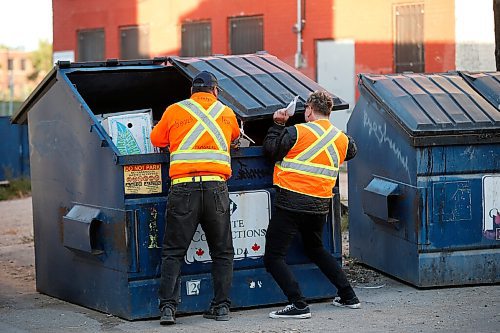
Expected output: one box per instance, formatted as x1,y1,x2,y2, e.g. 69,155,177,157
263,90,360,319
151,71,240,325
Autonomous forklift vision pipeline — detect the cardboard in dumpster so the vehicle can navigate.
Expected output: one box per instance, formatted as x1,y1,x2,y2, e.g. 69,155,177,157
99,109,156,155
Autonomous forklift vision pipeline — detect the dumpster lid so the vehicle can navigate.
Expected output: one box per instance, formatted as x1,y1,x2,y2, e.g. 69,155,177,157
11,58,168,125
169,53,349,121
359,73,500,139
459,71,500,110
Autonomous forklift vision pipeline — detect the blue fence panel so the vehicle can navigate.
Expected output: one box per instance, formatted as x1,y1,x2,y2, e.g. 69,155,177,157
0,116,30,180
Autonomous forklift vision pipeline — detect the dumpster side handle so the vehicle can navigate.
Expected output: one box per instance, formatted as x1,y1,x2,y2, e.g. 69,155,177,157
363,177,400,224
63,205,104,255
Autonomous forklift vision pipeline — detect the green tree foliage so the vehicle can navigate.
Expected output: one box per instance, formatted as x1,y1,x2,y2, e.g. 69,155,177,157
28,40,52,81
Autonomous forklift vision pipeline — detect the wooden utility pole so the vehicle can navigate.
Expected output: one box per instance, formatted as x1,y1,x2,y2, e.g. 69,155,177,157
495,0,500,70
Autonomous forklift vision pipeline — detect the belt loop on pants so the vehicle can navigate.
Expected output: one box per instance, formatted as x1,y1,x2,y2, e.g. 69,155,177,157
171,175,225,185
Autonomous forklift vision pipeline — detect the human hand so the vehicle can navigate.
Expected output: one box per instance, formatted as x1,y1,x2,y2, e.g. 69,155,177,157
273,108,289,125
231,137,241,149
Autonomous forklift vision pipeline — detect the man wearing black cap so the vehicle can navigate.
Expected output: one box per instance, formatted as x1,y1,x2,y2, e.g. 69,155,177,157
151,71,240,325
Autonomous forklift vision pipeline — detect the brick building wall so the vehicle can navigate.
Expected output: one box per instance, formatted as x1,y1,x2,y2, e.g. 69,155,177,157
0,50,37,104
52,0,494,84
53,0,333,79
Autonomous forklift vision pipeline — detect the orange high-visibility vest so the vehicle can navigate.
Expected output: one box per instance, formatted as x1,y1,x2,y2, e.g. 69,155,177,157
273,119,348,198
151,92,240,180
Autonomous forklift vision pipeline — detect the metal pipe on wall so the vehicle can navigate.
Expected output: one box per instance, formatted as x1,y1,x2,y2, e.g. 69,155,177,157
295,0,305,68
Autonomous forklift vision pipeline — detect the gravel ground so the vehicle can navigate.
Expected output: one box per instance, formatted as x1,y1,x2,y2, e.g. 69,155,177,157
0,197,498,333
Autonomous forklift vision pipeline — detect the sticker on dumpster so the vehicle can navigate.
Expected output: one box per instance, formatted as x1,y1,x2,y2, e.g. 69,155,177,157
186,280,201,296
185,191,271,263
482,175,500,240
123,164,162,194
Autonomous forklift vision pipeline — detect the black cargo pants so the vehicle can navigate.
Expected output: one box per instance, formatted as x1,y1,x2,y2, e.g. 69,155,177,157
158,180,234,311
263,207,354,307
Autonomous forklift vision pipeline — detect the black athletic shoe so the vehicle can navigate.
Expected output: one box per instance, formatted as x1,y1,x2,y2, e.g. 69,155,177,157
332,296,361,309
160,307,176,325
203,304,230,321
269,304,311,319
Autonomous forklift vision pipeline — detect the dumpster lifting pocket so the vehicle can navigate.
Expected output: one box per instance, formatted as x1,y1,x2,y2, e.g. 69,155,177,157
63,205,104,255
363,177,400,224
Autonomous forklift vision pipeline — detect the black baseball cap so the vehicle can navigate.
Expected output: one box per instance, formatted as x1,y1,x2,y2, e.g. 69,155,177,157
192,71,218,88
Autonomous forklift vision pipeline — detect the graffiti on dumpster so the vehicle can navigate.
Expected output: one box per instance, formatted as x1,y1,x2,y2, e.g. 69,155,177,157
483,175,500,240
148,206,161,249
249,280,263,289
185,191,271,263
363,111,411,181
235,160,272,181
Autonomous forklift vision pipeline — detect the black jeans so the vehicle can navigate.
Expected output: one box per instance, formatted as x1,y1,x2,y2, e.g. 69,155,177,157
158,181,234,311
263,207,354,307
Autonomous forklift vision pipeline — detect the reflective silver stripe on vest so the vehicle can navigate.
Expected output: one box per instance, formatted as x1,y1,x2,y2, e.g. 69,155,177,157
279,122,342,177
298,126,338,161
327,145,337,164
296,122,340,168
170,151,230,163
280,160,338,177
305,121,324,137
177,100,227,151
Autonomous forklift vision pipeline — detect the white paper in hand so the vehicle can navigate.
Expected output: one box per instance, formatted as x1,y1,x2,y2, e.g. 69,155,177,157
285,96,299,116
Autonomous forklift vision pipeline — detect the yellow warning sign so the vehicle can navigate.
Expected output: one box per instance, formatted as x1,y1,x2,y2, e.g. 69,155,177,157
124,163,162,194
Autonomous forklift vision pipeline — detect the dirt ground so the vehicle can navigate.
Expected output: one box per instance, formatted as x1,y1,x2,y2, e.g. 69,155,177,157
0,197,498,333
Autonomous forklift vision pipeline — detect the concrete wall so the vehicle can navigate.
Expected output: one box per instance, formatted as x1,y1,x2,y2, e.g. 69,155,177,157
455,0,496,71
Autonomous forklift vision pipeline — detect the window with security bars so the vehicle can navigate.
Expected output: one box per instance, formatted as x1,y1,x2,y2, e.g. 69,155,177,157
229,16,264,55
394,4,425,73
181,21,212,57
77,28,105,62
120,25,150,60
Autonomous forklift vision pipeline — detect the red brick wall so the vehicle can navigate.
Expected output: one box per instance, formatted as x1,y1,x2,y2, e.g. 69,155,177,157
53,0,138,59
53,0,333,80
53,0,456,82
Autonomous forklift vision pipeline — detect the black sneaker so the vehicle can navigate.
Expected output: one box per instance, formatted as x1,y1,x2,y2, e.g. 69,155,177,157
269,304,311,319
203,304,230,321
332,296,361,309
160,307,176,325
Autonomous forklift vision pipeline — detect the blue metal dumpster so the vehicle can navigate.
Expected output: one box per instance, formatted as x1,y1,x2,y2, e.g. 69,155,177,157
11,54,349,319
347,72,500,287
459,71,500,109
0,116,29,181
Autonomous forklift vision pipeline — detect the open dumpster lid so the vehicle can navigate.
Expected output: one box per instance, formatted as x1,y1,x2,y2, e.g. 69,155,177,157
11,58,169,125
168,53,348,121
459,71,500,110
358,73,500,141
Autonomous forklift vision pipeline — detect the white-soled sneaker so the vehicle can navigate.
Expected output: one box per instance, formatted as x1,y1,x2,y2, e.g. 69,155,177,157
332,296,361,309
269,304,311,319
